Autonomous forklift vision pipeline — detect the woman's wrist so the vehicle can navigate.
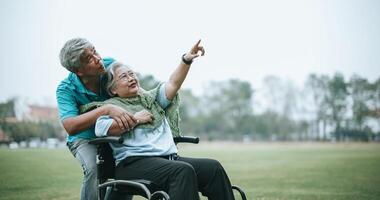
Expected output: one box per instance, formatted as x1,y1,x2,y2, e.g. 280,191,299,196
99,105,110,115
133,114,142,124
182,53,193,65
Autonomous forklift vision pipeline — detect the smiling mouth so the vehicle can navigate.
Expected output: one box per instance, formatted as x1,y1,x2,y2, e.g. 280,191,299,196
129,82,137,88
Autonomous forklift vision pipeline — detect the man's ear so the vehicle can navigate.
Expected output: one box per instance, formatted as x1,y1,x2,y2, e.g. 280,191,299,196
73,68,83,76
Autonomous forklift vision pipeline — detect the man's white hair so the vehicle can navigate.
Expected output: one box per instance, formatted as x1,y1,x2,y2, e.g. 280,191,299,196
59,38,94,72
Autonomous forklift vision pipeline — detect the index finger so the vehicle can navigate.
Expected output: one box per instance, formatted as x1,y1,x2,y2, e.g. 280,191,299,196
193,39,201,48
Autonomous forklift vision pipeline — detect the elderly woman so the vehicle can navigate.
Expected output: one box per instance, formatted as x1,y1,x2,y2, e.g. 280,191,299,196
84,40,235,200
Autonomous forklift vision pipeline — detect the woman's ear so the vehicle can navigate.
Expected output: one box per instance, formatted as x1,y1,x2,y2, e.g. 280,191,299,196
111,88,117,95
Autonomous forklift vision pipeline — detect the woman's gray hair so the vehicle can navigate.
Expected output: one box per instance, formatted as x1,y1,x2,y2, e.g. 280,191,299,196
59,38,94,72
105,61,131,97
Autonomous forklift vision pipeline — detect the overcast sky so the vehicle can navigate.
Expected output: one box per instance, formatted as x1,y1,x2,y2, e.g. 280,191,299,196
0,0,379,106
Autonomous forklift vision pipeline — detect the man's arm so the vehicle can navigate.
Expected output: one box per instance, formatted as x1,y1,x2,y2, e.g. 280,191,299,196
165,39,205,100
62,106,108,135
62,104,138,135
97,110,154,136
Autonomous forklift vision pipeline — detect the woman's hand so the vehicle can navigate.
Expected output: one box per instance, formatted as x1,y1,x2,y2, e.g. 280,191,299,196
104,104,138,131
183,39,205,63
134,110,154,124
166,39,206,101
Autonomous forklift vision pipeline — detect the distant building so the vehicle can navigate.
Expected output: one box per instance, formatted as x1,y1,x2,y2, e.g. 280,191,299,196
26,105,59,122
0,128,10,143
369,108,380,118
0,99,62,143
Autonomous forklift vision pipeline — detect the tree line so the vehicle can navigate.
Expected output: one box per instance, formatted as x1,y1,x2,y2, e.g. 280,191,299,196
1,72,379,142
145,72,379,142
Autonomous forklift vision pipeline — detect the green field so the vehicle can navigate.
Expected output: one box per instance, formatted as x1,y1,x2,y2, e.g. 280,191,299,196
1,142,380,200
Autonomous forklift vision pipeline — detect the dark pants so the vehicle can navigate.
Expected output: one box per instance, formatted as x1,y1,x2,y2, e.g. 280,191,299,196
115,155,235,200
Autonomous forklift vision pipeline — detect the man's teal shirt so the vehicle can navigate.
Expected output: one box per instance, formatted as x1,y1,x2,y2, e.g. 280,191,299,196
56,57,115,143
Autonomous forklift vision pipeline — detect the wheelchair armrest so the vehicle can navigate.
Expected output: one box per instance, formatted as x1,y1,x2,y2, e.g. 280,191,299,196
151,191,170,200
99,180,152,199
173,136,199,144
232,185,247,200
101,179,169,199
89,136,124,145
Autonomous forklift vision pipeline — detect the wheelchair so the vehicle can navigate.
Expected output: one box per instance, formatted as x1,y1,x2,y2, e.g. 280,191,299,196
89,136,247,200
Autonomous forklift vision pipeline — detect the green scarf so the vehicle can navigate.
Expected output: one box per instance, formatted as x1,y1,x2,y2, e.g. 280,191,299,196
80,83,182,137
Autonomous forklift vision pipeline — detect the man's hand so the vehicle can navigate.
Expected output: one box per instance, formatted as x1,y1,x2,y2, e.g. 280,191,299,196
134,110,154,124
107,109,153,136
104,104,138,131
183,39,205,62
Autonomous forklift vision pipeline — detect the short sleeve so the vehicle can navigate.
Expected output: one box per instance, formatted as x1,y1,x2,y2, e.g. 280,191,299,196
95,115,114,137
156,83,171,109
56,85,79,121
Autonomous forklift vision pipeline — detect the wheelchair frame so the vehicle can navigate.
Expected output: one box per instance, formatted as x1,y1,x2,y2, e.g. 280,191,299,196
89,136,247,200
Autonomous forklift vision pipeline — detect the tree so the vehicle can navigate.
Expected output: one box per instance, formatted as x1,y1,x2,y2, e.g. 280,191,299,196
178,89,202,134
367,78,380,137
251,111,296,141
137,73,160,90
326,73,348,141
202,79,254,137
0,98,16,119
349,75,371,131
261,76,300,140
305,74,330,140
262,76,283,114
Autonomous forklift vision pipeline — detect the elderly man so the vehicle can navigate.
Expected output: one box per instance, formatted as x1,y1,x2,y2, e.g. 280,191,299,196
56,38,138,200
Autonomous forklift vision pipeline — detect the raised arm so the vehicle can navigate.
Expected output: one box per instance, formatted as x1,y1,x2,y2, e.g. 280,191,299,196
165,39,205,100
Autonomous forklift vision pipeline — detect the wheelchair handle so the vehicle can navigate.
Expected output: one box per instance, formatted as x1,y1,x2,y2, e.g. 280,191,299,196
173,136,199,144
89,136,124,145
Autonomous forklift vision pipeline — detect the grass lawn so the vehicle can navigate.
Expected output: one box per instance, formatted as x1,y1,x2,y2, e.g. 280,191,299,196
1,142,380,200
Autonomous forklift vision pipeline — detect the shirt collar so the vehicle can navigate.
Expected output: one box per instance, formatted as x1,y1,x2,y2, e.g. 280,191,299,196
68,73,96,95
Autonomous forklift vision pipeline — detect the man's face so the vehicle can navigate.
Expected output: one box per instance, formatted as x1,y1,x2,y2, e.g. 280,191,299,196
111,66,140,97
75,47,105,77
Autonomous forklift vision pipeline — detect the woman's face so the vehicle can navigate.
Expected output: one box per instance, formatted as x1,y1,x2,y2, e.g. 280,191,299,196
111,66,140,97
